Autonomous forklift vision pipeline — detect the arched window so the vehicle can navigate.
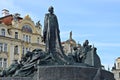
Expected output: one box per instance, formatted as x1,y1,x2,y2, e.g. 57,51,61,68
22,25,32,33
14,45,18,54
15,32,18,39
1,29,5,36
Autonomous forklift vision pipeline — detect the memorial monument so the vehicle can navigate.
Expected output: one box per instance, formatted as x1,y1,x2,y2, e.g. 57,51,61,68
0,6,115,80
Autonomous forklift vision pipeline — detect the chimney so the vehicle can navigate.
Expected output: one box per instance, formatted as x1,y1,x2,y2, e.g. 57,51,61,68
2,9,9,16
14,13,20,17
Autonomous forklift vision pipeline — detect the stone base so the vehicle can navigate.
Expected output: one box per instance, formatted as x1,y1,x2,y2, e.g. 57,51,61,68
37,65,115,80
0,77,31,80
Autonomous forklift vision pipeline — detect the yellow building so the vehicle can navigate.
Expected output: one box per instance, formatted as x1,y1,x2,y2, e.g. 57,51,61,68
112,57,120,80
62,31,77,55
0,9,44,70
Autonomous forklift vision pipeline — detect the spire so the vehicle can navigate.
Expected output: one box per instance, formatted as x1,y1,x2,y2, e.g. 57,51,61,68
114,62,116,69
108,65,110,71
70,31,72,40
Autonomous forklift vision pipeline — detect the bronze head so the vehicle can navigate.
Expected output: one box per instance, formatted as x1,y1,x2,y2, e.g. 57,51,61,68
48,6,54,14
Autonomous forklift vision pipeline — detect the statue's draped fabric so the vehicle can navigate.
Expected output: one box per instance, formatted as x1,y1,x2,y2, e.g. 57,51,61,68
43,13,68,64
43,13,59,53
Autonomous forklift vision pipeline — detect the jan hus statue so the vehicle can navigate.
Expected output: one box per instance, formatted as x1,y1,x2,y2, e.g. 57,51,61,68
43,6,70,64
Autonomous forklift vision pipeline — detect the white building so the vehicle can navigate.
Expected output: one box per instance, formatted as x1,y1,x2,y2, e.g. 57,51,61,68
112,57,120,80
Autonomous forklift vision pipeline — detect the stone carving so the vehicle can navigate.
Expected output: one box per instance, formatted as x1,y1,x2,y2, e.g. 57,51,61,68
36,20,41,27
13,13,20,22
67,40,101,68
13,50,43,77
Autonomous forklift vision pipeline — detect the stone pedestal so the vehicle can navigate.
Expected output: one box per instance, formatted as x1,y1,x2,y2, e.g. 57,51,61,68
37,65,115,80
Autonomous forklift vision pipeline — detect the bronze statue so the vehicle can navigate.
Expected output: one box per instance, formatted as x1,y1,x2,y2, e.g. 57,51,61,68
0,60,20,77
43,6,70,64
43,6,60,53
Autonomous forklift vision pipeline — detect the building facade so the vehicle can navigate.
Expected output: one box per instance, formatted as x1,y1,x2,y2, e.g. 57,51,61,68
112,57,120,80
0,9,44,70
62,31,77,55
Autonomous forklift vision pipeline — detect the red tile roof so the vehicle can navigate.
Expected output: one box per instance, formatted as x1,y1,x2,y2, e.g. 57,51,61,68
0,15,22,26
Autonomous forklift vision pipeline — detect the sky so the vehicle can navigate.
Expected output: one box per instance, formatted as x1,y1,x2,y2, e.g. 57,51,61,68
0,0,120,70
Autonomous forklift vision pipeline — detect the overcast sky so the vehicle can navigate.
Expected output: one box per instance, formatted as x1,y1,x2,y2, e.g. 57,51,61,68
0,0,120,69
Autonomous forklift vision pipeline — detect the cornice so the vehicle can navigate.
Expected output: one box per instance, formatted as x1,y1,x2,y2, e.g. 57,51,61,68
0,36,44,46
8,27,42,36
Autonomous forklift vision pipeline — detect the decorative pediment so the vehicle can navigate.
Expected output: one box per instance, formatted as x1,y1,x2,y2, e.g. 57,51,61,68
24,15,32,21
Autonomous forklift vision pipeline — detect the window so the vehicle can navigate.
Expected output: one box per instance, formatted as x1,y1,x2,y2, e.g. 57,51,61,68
29,36,31,42
0,43,3,52
0,58,2,67
0,43,7,52
22,47,30,54
37,37,40,43
0,58,7,68
23,34,31,42
118,63,120,69
28,48,31,51
22,47,25,55
14,45,18,54
15,32,18,39
26,48,29,53
26,35,28,42
23,34,25,41
119,72,120,78
3,58,7,68
1,29,5,36
4,44,7,52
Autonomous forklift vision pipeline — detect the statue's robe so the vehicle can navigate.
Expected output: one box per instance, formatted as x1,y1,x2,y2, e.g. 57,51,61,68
43,13,70,64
